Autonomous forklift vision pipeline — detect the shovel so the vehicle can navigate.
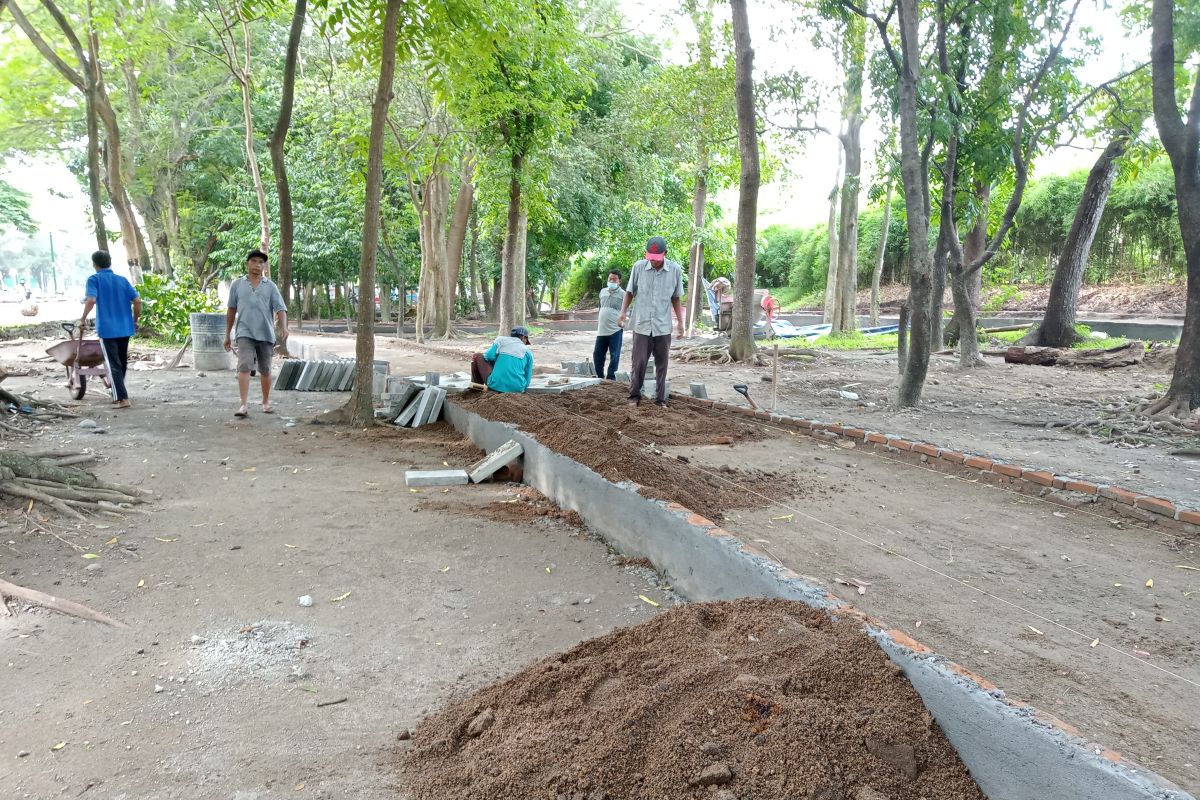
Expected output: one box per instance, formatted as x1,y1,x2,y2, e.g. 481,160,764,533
733,383,758,409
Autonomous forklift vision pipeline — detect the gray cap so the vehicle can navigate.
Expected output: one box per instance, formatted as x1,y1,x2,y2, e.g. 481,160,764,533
511,326,531,340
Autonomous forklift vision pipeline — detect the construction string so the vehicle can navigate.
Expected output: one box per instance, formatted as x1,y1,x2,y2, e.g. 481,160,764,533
540,400,1200,694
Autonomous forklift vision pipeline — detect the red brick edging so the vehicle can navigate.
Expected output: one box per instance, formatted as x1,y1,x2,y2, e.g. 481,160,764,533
677,394,1200,537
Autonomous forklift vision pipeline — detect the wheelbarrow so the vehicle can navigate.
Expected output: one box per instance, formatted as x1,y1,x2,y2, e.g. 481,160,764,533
45,323,112,400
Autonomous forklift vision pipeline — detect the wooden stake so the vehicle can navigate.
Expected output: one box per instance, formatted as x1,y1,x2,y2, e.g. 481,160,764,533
168,336,191,369
771,343,779,411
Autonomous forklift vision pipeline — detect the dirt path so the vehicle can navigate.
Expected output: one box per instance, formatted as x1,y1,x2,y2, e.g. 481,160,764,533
416,328,1197,508
0,359,667,799
670,432,1200,793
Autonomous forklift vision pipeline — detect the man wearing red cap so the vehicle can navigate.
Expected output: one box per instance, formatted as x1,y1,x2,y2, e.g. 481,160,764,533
618,235,685,408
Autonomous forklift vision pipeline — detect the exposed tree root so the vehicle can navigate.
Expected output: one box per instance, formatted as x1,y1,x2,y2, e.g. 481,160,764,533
0,452,149,519
0,578,126,628
673,343,769,366
1143,393,1197,419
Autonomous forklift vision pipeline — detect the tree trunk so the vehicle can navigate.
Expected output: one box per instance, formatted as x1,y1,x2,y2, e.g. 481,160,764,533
1022,136,1127,348
822,142,842,325
515,209,529,326
498,159,523,335
895,0,934,406
446,156,474,323
346,0,401,426
426,170,451,339
870,180,892,326
1149,0,1200,415
467,208,480,318
897,299,910,374
946,183,989,343
84,90,108,250
833,16,865,333
728,0,759,363
268,0,306,307
687,145,709,335
835,129,862,332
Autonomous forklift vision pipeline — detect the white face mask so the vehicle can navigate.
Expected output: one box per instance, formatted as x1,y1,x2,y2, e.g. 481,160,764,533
608,281,619,289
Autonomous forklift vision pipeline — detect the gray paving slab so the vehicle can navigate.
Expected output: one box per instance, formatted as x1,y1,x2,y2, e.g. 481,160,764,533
404,469,469,487
468,439,524,483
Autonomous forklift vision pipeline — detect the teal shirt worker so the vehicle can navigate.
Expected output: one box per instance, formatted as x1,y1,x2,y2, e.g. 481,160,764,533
483,327,534,393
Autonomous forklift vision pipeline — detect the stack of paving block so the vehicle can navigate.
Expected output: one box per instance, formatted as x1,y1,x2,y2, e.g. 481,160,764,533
273,359,357,392
404,439,524,488
375,380,420,422
394,385,447,428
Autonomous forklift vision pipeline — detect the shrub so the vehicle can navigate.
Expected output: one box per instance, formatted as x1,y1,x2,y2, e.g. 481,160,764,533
138,273,221,342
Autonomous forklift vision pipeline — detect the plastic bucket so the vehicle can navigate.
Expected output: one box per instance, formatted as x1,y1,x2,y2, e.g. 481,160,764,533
190,312,232,371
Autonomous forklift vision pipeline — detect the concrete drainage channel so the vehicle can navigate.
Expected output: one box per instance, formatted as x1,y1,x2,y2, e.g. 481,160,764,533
443,400,1193,800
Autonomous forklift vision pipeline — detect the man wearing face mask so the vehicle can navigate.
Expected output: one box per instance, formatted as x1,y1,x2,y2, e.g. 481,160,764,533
619,236,685,408
592,269,624,380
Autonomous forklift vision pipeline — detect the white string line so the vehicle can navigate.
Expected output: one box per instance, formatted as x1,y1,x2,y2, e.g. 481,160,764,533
535,398,1200,693
711,406,1200,572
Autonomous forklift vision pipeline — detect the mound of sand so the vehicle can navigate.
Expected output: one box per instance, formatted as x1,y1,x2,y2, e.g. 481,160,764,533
399,598,984,800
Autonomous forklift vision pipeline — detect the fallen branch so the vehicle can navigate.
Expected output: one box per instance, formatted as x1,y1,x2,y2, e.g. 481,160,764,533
0,578,127,627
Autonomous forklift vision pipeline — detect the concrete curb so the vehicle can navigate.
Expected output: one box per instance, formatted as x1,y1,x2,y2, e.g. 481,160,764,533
444,400,1193,800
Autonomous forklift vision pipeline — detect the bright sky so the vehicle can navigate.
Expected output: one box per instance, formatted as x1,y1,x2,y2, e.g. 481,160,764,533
1,0,1151,271
619,0,1150,228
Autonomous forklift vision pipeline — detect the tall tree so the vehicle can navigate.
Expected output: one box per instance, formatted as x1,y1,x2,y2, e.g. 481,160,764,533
1019,136,1128,348
345,0,402,426
728,0,759,362
832,12,866,332
269,0,307,306
202,0,271,253
869,178,892,326
1148,0,1200,415
8,0,146,274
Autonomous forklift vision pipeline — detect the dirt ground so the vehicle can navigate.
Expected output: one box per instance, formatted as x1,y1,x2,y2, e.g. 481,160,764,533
0,343,670,799
288,329,1200,791
404,328,1199,509
5,326,1198,796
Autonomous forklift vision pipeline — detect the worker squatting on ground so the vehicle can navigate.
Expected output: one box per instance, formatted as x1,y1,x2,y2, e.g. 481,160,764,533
224,249,289,418
80,250,141,410
618,236,685,408
471,326,534,393
592,269,624,380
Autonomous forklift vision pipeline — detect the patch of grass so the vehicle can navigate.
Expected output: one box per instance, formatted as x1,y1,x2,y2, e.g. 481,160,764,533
981,328,1029,345
1071,336,1130,350
807,330,899,350
772,286,823,311
133,335,180,351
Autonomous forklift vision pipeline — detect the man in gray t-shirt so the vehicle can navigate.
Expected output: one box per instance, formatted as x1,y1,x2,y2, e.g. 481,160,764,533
592,269,625,380
618,236,685,407
224,249,288,417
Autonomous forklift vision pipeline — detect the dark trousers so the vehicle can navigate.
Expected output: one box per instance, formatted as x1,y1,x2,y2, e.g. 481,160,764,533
101,336,130,401
628,332,671,403
470,353,493,385
592,330,623,380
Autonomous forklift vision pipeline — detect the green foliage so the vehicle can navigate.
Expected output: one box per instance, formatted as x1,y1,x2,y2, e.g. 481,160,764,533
0,177,36,235
138,273,221,342
981,285,1023,313
808,330,899,350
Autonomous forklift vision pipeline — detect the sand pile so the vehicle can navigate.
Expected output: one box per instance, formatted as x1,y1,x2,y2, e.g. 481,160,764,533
399,599,984,800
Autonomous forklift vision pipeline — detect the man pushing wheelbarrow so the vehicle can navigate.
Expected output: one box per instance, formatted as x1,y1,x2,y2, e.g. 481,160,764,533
77,251,140,409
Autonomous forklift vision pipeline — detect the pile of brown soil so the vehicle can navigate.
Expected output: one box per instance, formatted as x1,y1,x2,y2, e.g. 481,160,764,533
455,386,814,521
399,598,985,800
423,487,585,527
458,382,767,447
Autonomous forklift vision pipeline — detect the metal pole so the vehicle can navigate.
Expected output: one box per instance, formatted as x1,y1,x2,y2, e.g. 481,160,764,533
771,343,778,411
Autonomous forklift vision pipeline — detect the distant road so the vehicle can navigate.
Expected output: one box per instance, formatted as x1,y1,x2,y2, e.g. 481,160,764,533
0,298,82,327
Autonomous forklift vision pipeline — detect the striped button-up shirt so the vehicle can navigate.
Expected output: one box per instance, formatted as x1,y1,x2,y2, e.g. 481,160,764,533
626,259,683,337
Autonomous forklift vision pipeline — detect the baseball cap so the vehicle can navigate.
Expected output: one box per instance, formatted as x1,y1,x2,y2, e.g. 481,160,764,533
645,236,667,263
511,326,531,340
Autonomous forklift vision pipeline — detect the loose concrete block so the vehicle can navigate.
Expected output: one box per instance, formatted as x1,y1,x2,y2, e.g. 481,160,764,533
373,359,390,375
615,371,630,382
404,469,468,487
274,360,298,390
336,363,353,391
311,361,327,390
690,382,708,399
425,371,441,387
411,386,445,427
372,371,387,400
395,396,422,427
468,439,524,483
418,386,446,426
296,361,316,391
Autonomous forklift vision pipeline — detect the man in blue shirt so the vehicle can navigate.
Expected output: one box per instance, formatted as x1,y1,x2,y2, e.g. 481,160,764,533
81,250,141,409
471,327,533,393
